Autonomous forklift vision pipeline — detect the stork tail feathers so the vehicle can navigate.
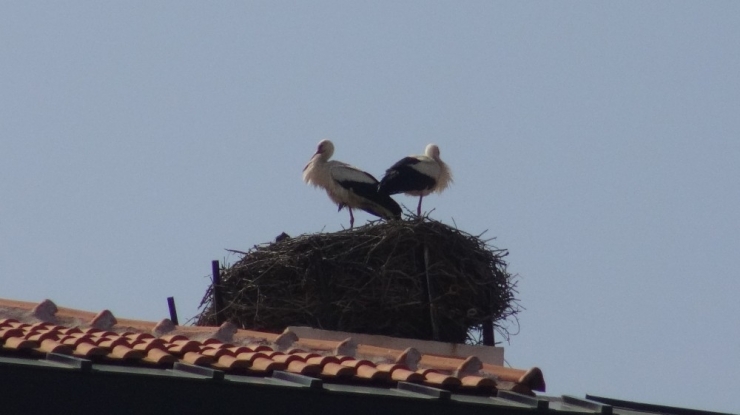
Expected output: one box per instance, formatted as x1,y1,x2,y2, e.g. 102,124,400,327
358,190,402,221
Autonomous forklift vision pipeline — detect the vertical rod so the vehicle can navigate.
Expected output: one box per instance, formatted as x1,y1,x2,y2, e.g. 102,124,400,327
167,296,179,326
212,260,224,325
424,245,440,341
482,320,495,346
482,286,495,345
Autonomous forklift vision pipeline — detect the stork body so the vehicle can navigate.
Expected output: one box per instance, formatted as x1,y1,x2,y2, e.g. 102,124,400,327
303,140,401,228
379,144,452,216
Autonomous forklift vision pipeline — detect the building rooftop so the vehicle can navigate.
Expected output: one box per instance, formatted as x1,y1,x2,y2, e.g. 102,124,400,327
0,297,731,415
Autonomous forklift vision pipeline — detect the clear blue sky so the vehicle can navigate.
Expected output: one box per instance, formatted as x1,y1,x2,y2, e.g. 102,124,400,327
2,2,738,413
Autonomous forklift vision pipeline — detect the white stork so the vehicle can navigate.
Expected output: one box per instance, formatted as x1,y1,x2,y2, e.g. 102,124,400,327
379,144,452,216
303,139,401,228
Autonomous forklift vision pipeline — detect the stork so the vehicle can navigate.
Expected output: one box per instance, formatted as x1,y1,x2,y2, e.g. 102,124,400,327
379,144,452,216
303,139,401,228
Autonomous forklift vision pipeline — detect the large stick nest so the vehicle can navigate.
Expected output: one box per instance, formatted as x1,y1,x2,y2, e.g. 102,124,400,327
196,218,520,344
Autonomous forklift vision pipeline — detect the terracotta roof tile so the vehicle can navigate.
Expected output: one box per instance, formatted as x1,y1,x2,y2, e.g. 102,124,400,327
200,347,232,358
267,352,301,365
30,322,54,331
124,332,154,342
3,336,36,350
82,327,104,335
0,318,19,327
375,363,425,383
213,354,251,370
97,337,130,349
73,342,109,358
247,344,274,353
419,354,482,375
202,338,229,347
110,345,145,360
339,358,373,369
306,355,340,366
320,362,355,378
58,327,83,335
333,355,355,364
60,334,95,347
37,339,73,354
160,334,189,343
289,351,321,360
26,331,58,343
0,297,546,401
250,356,284,372
460,375,497,390
226,345,256,354
337,358,388,380
144,348,178,365
482,363,546,392
236,351,270,364
286,360,322,376
132,338,168,352
356,344,421,368
182,351,214,366
354,364,390,381
1,327,24,341
430,375,462,388
166,341,201,355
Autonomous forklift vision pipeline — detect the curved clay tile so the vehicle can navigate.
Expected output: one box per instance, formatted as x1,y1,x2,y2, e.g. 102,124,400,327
481,363,545,392
166,341,201,355
321,362,355,378
417,369,462,388
249,356,284,372
73,342,108,357
235,351,269,364
97,337,130,349
132,338,168,352
60,334,95,347
58,327,83,335
124,332,155,342
182,352,214,366
355,365,390,381
266,352,301,365
145,348,177,365
286,360,321,376
337,359,386,380
26,331,59,343
0,318,20,327
214,355,251,370
375,363,425,383
289,351,321,360
0,327,24,341
306,355,340,366
200,347,233,358
37,339,73,354
4,336,36,350
460,375,497,390
109,345,145,360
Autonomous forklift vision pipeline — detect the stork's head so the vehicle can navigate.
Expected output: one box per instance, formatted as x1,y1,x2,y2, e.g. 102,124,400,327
425,143,440,159
313,139,335,160
304,139,335,174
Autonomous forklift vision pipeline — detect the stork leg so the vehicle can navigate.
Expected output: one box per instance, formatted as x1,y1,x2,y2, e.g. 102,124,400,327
417,196,423,217
349,208,355,228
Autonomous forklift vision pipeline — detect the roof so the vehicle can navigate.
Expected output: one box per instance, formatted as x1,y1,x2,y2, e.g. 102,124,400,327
0,298,731,415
